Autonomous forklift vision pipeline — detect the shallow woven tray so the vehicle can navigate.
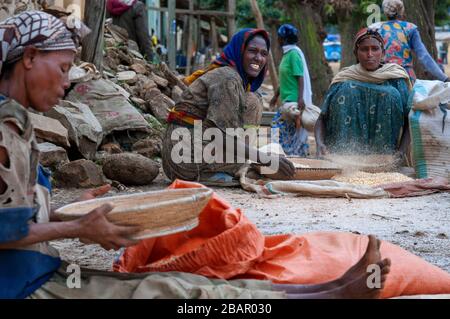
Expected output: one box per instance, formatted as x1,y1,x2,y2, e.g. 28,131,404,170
54,188,213,240
262,157,343,181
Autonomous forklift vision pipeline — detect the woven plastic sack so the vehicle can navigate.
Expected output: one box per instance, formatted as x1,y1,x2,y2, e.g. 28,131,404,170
301,104,321,131
66,79,150,136
46,101,103,160
409,80,450,179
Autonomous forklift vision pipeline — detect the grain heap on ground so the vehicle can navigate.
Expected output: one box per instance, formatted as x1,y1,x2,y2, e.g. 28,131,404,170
333,171,413,187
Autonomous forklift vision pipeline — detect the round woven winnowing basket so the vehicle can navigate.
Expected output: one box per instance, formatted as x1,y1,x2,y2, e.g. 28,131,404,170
54,188,213,240
262,157,343,180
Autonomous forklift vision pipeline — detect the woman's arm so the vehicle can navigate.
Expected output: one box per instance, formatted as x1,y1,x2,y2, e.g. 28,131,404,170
297,76,305,111
222,131,295,177
314,114,328,158
410,28,449,81
0,203,140,251
270,88,280,110
133,2,154,62
398,119,411,156
0,123,140,251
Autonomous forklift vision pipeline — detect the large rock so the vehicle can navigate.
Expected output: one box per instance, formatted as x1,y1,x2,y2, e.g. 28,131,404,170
130,63,148,75
171,85,184,103
132,138,161,159
142,78,158,91
38,142,69,169
152,74,169,88
54,160,106,188
146,91,175,122
29,112,70,147
144,87,162,101
102,153,159,186
117,71,137,84
100,142,123,154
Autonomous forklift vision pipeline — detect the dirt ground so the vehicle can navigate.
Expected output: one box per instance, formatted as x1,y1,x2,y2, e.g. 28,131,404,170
50,61,450,275
51,172,450,274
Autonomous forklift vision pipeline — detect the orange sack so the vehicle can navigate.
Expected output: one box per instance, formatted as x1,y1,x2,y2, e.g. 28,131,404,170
113,180,450,298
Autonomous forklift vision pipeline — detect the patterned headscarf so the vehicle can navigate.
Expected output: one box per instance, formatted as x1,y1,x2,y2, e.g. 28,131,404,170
382,0,405,19
353,27,385,58
0,11,80,74
184,28,270,92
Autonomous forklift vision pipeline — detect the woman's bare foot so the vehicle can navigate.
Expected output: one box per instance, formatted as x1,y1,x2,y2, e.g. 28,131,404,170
272,235,384,294
287,258,391,299
335,235,382,287
329,258,391,299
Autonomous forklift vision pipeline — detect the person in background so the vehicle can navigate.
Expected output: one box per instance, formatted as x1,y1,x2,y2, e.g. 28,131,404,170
315,28,412,158
440,42,448,65
270,24,312,156
106,0,154,63
371,0,449,83
163,29,296,186
151,28,158,47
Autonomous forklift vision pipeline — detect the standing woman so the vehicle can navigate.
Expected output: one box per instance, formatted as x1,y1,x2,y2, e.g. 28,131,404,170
372,0,449,83
270,24,312,156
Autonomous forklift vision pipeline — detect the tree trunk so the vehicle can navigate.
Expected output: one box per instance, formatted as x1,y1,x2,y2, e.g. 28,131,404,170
335,0,364,68
227,0,236,41
250,0,279,90
404,0,438,79
185,0,195,75
269,23,282,68
81,0,106,71
284,1,333,105
210,18,219,55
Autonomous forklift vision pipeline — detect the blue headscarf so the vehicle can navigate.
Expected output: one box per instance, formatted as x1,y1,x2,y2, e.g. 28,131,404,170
277,24,299,44
215,28,270,92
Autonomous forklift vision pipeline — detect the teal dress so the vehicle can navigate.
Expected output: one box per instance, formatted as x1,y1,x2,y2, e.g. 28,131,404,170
321,79,412,154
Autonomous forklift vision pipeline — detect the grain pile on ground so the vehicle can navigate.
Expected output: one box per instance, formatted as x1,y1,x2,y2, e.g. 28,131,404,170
333,171,413,187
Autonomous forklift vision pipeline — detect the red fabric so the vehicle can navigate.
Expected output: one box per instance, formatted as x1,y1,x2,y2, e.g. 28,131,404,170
114,180,450,298
382,177,450,198
106,0,137,16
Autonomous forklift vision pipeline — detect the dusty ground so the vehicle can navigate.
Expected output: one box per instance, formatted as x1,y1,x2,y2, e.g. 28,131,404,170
51,172,450,273
50,61,450,274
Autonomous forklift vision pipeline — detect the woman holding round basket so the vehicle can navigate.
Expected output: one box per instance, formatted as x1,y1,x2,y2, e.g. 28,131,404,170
0,12,392,299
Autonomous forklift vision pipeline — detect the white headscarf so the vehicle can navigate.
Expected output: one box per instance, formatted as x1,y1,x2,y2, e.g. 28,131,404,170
382,0,405,19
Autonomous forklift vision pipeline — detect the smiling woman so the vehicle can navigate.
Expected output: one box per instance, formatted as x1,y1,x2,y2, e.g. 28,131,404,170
162,28,295,186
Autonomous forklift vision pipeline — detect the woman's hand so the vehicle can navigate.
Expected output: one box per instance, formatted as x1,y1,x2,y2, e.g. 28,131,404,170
278,156,296,177
316,143,328,159
269,96,278,110
258,153,295,178
74,203,140,251
297,98,306,112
